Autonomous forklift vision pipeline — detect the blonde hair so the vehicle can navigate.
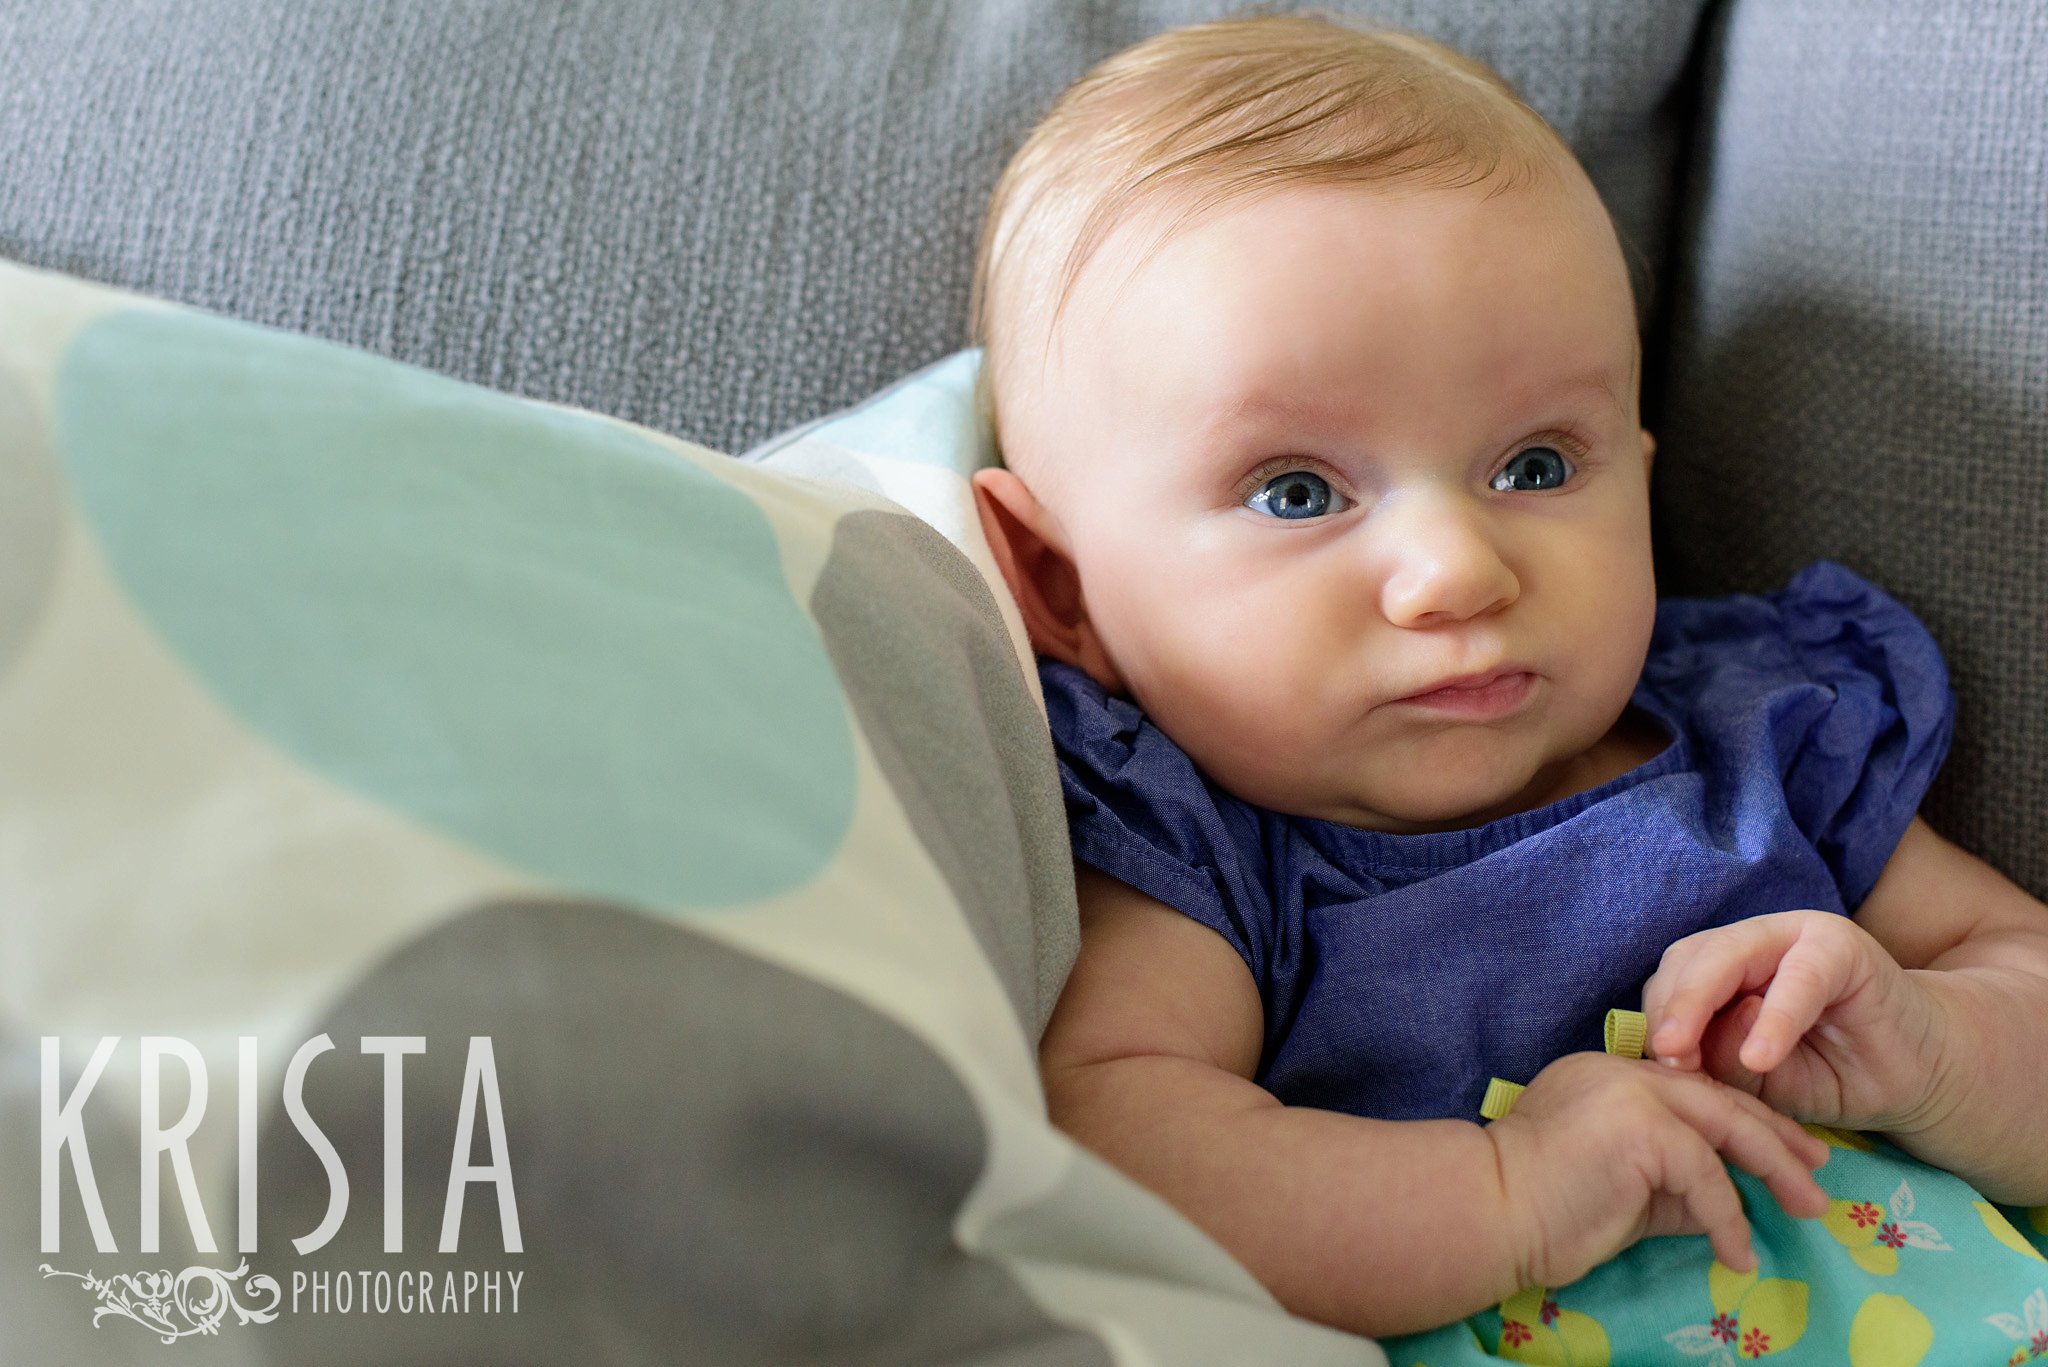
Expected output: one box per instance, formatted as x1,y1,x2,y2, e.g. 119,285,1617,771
971,12,1591,450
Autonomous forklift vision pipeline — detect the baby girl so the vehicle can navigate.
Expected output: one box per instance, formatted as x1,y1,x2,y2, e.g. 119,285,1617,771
965,13,2048,1342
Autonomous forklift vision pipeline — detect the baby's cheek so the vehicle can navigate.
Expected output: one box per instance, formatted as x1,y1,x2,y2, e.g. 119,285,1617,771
1159,676,1331,806
1123,588,1291,698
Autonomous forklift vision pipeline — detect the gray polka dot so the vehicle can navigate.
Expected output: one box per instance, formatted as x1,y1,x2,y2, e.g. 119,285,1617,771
258,899,1108,1367
810,509,1079,1037
0,368,64,682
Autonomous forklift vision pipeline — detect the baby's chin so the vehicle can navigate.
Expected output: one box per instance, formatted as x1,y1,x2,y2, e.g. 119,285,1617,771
1313,796,1525,837
1240,757,1558,835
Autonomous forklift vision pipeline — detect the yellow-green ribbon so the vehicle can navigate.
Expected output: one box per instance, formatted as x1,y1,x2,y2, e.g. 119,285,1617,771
1479,1009,1650,1120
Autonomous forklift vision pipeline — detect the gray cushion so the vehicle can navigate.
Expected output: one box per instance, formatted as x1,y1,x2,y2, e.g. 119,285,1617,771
0,0,1707,457
1654,0,2048,898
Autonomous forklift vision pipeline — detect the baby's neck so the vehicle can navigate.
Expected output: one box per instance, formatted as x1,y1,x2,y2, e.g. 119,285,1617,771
1384,702,1673,834
1530,703,1672,808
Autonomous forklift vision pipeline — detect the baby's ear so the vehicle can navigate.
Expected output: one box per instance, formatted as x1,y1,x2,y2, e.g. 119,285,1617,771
970,467,1124,691
1640,428,1657,471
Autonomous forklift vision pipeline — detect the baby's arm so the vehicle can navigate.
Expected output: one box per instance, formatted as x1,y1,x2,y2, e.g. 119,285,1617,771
1646,816,2048,1203
1043,864,1829,1339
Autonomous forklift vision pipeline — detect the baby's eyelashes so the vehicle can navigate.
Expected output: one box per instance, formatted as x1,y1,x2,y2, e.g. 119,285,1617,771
1238,439,1585,519
1246,469,1348,520
1490,444,1575,492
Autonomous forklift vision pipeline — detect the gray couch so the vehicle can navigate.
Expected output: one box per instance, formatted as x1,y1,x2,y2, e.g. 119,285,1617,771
3,1,2042,1361
7,2,2039,905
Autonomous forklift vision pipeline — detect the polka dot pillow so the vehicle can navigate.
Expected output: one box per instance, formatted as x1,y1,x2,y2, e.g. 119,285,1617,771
0,259,1379,1365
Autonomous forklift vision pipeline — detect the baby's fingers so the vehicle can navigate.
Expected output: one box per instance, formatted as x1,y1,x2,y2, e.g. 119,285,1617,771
1739,927,1857,1074
1646,914,1811,1069
1662,1065,1826,1221
1661,1126,1762,1272
1685,1081,1832,1222
1698,995,1767,1094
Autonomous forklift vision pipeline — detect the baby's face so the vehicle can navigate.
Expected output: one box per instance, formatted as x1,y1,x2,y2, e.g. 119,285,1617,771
1003,170,1660,833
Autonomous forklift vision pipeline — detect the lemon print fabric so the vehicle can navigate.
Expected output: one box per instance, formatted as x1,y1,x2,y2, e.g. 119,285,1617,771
1492,1287,1610,1365
1848,1294,1933,1366
1977,1203,2048,1264
1819,1176,1951,1276
1664,1260,1809,1359
1987,1288,2048,1364
53,308,855,912
1382,1131,2048,1366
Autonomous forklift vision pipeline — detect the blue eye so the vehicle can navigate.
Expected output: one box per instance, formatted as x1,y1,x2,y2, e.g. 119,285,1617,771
1491,445,1573,492
1247,470,1347,520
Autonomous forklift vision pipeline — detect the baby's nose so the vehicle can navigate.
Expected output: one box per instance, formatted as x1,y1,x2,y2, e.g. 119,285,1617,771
1376,497,1518,627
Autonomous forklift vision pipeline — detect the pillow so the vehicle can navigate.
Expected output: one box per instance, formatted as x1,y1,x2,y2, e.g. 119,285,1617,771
0,261,1383,1364
743,347,1032,688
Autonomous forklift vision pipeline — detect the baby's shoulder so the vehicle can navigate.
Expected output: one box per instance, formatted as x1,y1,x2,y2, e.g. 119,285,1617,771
1035,655,1262,849
1639,559,1947,722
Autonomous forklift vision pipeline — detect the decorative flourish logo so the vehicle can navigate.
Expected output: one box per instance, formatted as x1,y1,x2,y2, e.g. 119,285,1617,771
37,1260,282,1343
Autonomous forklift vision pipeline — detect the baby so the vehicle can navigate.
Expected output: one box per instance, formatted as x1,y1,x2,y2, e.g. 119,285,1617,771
965,13,2048,1342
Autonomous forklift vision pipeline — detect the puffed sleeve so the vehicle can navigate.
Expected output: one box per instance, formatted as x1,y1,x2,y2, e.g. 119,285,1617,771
1037,660,1280,986
1773,561,1957,909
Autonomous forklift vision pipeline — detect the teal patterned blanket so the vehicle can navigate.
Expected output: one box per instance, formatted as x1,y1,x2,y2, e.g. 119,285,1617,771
1390,1127,2048,1367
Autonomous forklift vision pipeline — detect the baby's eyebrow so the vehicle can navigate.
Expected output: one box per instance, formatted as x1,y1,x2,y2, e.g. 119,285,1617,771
1501,369,1631,419
1195,391,1314,441
1594,368,1634,416
1196,389,1335,448
1198,370,1630,443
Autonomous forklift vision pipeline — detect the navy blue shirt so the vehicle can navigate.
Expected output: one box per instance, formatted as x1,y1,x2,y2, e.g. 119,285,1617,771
1041,561,1954,1122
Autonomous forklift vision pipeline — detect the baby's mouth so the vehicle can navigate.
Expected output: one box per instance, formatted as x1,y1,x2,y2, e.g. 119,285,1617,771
1390,670,1536,720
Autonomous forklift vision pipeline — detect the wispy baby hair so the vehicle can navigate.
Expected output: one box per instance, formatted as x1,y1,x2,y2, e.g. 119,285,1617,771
970,11,1584,445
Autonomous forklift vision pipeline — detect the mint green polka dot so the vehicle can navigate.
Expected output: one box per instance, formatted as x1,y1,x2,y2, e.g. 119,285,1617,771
54,308,854,910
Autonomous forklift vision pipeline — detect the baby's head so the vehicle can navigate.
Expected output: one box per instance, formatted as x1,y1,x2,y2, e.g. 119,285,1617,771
969,13,1663,835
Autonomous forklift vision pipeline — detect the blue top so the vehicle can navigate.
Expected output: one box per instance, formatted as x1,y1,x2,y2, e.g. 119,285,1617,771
1041,560,1955,1122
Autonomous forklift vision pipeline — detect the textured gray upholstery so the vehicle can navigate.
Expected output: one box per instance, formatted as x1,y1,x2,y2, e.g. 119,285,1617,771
0,0,1706,456
1655,0,2047,897
0,0,2038,890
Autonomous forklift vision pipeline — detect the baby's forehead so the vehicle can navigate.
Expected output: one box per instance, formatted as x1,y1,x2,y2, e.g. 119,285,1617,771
1047,164,1612,343
1006,173,1638,452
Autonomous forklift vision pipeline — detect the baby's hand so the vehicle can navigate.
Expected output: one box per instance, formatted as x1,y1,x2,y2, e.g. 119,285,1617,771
1486,1052,1830,1288
1643,910,1948,1131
